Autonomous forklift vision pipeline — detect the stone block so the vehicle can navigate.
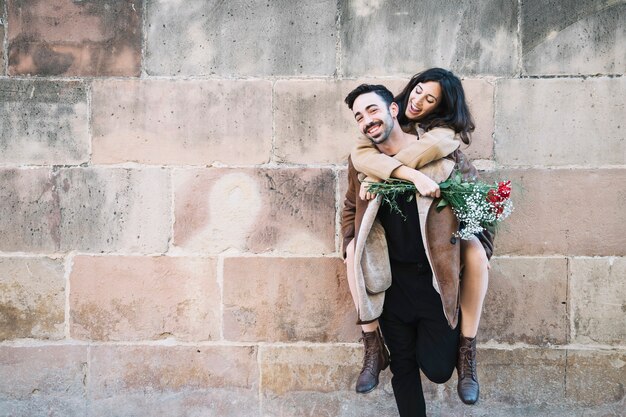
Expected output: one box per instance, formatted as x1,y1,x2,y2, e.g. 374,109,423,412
495,78,626,166
480,257,568,345
0,345,88,416
260,345,397,417
88,345,259,416
569,257,626,345
70,256,219,342
340,0,518,77
443,348,566,406
173,168,336,255
91,79,272,165
223,257,359,342
145,0,336,76
274,80,358,165
565,350,626,406
261,345,362,395
462,78,494,160
522,1,625,75
487,169,626,256
7,0,142,76
0,257,65,341
0,80,89,165
0,167,170,253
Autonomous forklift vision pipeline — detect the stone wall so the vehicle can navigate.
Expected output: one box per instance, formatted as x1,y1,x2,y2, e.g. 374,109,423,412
0,1,624,416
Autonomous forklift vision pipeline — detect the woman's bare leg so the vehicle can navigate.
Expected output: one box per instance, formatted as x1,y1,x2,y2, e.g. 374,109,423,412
457,235,489,405
459,236,489,338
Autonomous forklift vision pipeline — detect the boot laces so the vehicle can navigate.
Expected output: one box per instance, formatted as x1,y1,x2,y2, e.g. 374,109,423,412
361,333,379,373
459,345,477,379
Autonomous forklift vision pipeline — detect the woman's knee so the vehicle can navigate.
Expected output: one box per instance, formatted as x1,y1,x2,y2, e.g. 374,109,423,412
461,237,488,270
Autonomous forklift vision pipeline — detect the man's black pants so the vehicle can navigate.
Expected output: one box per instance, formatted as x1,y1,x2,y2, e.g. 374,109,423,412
379,262,460,417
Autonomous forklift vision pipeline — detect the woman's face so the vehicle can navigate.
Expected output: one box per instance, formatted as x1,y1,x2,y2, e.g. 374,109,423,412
405,81,442,121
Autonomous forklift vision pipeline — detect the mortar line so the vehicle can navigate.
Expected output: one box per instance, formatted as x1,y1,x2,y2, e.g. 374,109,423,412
333,167,341,253
141,0,148,78
217,254,225,341
64,253,74,339
167,168,174,253
3,0,8,75
517,0,523,76
270,79,277,164
84,343,91,409
493,78,500,164
334,0,343,78
563,349,569,398
566,257,572,345
3,161,623,170
86,80,93,165
1,338,625,351
0,73,622,82
257,344,264,417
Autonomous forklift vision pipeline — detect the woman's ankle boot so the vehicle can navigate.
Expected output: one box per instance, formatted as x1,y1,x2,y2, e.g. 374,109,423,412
356,327,390,394
457,335,479,404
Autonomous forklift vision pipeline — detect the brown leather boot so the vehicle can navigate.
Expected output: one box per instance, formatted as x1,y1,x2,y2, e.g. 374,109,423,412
355,327,390,394
457,335,479,404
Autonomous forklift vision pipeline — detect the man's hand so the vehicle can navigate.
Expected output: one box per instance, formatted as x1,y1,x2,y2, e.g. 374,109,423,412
359,182,377,200
410,170,440,198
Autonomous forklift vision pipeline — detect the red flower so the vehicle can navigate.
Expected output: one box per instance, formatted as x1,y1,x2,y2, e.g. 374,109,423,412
497,181,511,198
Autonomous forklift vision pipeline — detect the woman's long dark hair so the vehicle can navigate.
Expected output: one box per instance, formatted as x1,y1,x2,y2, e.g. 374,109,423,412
395,68,475,144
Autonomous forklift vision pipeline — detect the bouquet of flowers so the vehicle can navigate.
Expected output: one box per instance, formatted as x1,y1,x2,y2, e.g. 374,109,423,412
365,172,514,240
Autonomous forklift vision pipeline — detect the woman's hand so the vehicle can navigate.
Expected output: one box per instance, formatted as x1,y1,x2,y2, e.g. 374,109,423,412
410,170,440,198
359,182,377,201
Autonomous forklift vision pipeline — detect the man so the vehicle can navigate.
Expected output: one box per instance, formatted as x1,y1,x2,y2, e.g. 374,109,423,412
342,84,467,416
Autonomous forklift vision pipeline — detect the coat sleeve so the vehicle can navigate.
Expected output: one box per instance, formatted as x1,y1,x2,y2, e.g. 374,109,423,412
341,158,358,259
350,127,460,179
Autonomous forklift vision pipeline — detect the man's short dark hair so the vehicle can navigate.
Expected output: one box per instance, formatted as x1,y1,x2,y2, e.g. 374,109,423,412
344,84,394,110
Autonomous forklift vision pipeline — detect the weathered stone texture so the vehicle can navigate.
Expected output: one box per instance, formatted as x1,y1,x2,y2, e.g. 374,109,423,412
7,0,142,76
70,256,219,342
261,345,398,417
443,348,566,406
522,1,626,75
565,350,626,406
91,79,272,165
275,78,493,165
0,346,88,417
274,80,358,165
0,80,89,165
88,345,259,416
340,0,518,77
146,0,337,76
223,257,358,342
569,257,626,345
0,168,170,253
480,257,567,345
173,168,336,255
0,257,65,341
462,79,494,160
488,169,626,256
495,78,625,166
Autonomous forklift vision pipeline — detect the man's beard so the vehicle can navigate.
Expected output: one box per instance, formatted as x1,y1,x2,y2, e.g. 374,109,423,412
363,114,394,145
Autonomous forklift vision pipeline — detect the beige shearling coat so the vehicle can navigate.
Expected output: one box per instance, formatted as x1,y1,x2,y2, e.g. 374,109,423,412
341,136,494,328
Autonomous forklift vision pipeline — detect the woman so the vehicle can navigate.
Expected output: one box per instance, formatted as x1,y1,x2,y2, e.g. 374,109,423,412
345,68,493,408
